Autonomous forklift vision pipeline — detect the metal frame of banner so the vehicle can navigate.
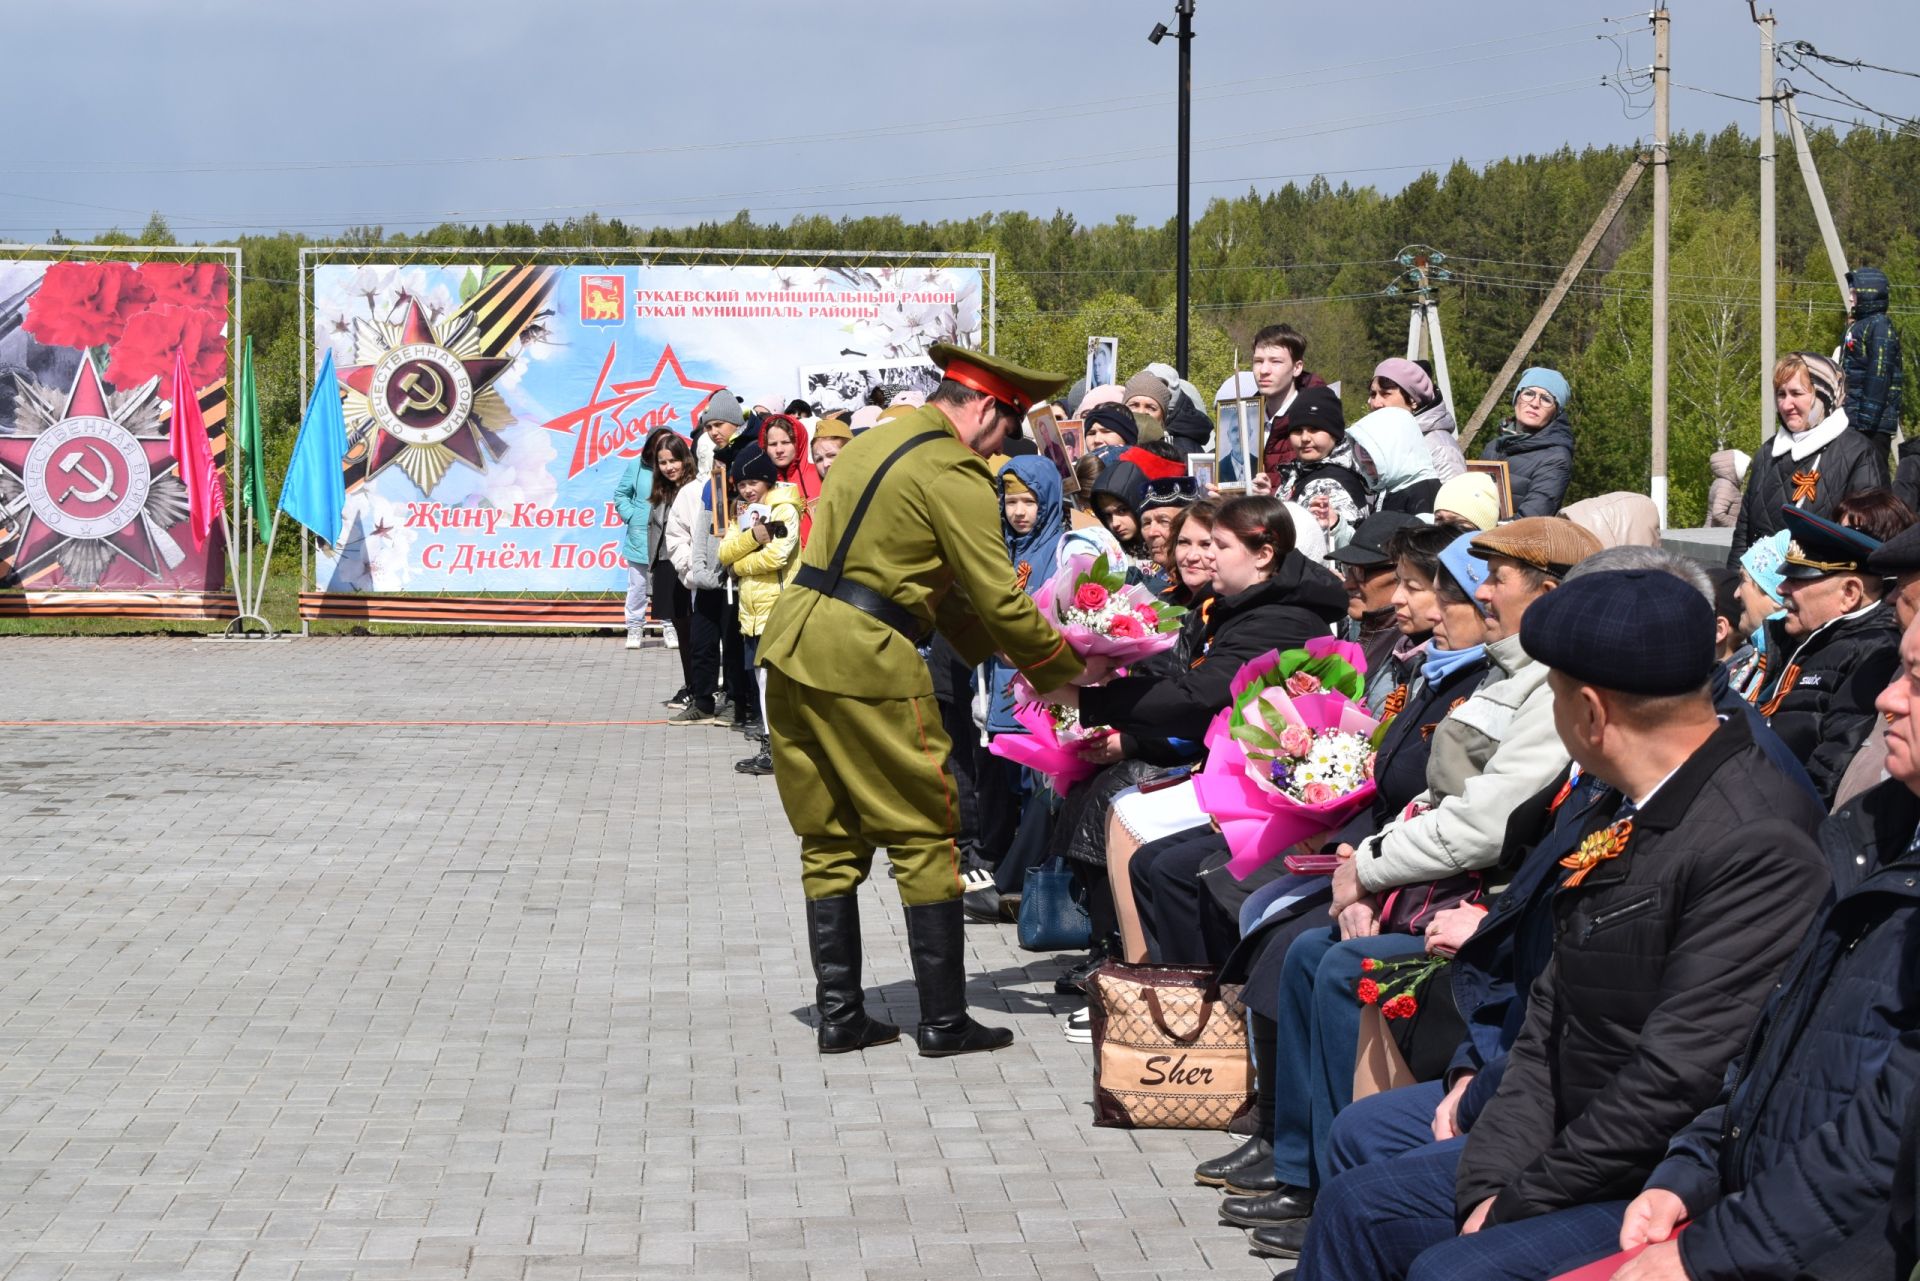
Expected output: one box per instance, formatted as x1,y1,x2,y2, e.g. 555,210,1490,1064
291,244,996,632
0,242,259,628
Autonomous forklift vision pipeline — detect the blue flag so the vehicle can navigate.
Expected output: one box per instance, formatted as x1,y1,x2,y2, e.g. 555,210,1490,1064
279,350,349,545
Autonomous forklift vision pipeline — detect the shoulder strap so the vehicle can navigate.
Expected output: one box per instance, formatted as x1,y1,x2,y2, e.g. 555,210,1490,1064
815,428,949,594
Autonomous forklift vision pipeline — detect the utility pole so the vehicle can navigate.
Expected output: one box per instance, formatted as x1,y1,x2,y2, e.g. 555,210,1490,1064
1462,158,1647,449
1150,5,1195,373
1781,90,1852,308
1759,9,1779,440
1651,7,1671,524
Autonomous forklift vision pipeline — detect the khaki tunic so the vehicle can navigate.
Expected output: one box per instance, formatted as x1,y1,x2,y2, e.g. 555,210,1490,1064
758,405,1083,903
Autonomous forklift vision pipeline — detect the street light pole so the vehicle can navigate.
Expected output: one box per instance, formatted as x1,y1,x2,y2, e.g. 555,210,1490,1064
1151,2,1196,374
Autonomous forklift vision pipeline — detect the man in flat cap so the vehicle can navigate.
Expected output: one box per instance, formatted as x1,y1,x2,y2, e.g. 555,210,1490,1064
1294,569,1828,1281
1753,505,1902,806
758,343,1096,1058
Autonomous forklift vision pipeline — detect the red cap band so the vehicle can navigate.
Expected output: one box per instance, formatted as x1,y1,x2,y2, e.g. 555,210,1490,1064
942,358,1031,410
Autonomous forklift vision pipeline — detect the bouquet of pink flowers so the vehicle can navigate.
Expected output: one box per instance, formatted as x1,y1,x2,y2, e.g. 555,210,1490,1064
987,698,1106,797
1032,552,1186,674
1191,637,1384,878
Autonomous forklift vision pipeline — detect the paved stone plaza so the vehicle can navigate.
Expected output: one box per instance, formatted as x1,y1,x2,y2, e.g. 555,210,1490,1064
0,637,1284,1281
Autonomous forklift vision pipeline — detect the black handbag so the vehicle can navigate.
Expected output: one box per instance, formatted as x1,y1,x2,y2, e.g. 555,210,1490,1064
1017,858,1091,951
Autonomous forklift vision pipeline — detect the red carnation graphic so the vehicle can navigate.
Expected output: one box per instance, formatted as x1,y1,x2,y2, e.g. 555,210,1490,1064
138,261,229,313
22,261,153,349
108,304,226,392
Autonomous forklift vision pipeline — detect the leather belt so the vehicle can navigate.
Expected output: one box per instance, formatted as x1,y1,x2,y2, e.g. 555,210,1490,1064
789,426,948,647
793,565,930,644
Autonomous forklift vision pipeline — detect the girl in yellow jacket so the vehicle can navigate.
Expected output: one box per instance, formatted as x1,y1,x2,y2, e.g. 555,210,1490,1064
719,445,801,775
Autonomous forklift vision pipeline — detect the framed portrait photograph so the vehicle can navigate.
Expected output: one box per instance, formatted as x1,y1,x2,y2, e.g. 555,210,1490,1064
1058,421,1087,462
1086,336,1118,392
1027,405,1078,493
1464,459,1516,520
1186,453,1217,492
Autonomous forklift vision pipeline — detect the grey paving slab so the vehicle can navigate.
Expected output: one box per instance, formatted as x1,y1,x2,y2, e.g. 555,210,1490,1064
0,637,1285,1280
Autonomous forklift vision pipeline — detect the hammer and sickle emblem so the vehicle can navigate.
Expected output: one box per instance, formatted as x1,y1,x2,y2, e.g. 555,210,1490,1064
56,445,119,505
397,364,450,416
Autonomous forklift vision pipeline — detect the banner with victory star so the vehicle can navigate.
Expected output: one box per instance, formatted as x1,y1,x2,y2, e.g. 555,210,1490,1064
309,260,983,593
0,258,230,592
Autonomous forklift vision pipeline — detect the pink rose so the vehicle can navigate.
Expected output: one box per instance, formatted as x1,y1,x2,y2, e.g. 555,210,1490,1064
1134,605,1160,628
1074,581,1110,611
1301,782,1336,805
1278,725,1314,758
1285,672,1323,697
1106,612,1145,639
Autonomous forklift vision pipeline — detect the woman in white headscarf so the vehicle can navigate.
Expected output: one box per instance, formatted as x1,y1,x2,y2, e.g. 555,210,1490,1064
1318,406,1440,551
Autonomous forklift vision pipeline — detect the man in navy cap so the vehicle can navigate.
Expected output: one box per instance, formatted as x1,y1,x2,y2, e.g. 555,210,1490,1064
1753,505,1902,806
1289,570,1829,1281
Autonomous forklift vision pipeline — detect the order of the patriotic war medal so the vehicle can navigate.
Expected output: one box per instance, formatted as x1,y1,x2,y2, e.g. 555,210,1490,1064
0,355,190,587
339,298,515,496
368,343,474,448
22,416,150,540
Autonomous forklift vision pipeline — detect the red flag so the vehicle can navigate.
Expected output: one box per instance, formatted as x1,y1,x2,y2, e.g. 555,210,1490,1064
168,345,225,549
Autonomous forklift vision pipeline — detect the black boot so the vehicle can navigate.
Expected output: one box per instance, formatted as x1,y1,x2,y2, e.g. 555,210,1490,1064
904,900,1014,1057
805,896,899,1054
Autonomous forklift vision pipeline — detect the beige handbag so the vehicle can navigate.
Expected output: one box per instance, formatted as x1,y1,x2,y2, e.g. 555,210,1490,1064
1087,961,1254,1130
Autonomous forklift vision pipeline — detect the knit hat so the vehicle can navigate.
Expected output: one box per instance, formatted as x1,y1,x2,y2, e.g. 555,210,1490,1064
812,414,852,442
1520,569,1717,696
1437,530,1494,613
1123,370,1172,417
1372,357,1435,407
1144,362,1204,413
699,389,746,429
1287,385,1347,440
1469,516,1602,577
731,444,777,485
1083,402,1140,448
1740,529,1792,604
1791,351,1845,414
1079,383,1126,412
1431,473,1499,531
1513,368,1571,412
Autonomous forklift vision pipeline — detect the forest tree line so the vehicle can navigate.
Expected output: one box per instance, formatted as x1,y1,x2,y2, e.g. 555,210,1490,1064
69,122,1920,533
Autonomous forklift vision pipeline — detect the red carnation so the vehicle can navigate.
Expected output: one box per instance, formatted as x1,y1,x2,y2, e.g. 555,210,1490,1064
138,261,229,313
1382,993,1419,1020
1356,978,1380,1005
22,261,153,349
108,304,227,393
1360,958,1377,973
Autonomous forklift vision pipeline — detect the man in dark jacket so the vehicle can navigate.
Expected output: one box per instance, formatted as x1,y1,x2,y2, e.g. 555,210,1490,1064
1756,506,1902,805
1290,569,1829,1281
1844,266,1903,444
1609,618,1920,1281
1479,368,1575,517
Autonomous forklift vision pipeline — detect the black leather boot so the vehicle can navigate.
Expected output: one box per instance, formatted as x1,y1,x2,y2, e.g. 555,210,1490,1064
1193,1135,1274,1188
904,900,1014,1057
806,896,899,1054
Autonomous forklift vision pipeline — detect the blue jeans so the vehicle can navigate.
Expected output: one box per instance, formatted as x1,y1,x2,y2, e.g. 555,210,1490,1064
1269,927,1427,1188
1296,1142,1626,1281
1328,1080,1449,1177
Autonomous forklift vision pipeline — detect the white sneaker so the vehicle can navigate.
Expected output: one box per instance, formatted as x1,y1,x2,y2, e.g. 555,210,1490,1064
960,867,995,893
662,623,680,650
1064,1005,1093,1043
624,631,642,650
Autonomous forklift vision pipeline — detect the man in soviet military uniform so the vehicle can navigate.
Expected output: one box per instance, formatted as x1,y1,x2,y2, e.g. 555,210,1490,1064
758,343,1093,1057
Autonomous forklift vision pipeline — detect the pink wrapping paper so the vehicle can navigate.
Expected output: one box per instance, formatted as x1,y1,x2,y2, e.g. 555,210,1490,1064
1191,647,1380,879
987,700,1104,797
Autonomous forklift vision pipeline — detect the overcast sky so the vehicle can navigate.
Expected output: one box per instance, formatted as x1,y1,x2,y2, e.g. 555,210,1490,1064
0,0,1912,243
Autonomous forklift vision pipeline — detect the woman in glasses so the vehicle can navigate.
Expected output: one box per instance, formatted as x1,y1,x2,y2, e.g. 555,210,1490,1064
1477,368,1576,518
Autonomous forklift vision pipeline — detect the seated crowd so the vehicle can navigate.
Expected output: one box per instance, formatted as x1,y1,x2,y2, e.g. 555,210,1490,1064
636,326,1920,1279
